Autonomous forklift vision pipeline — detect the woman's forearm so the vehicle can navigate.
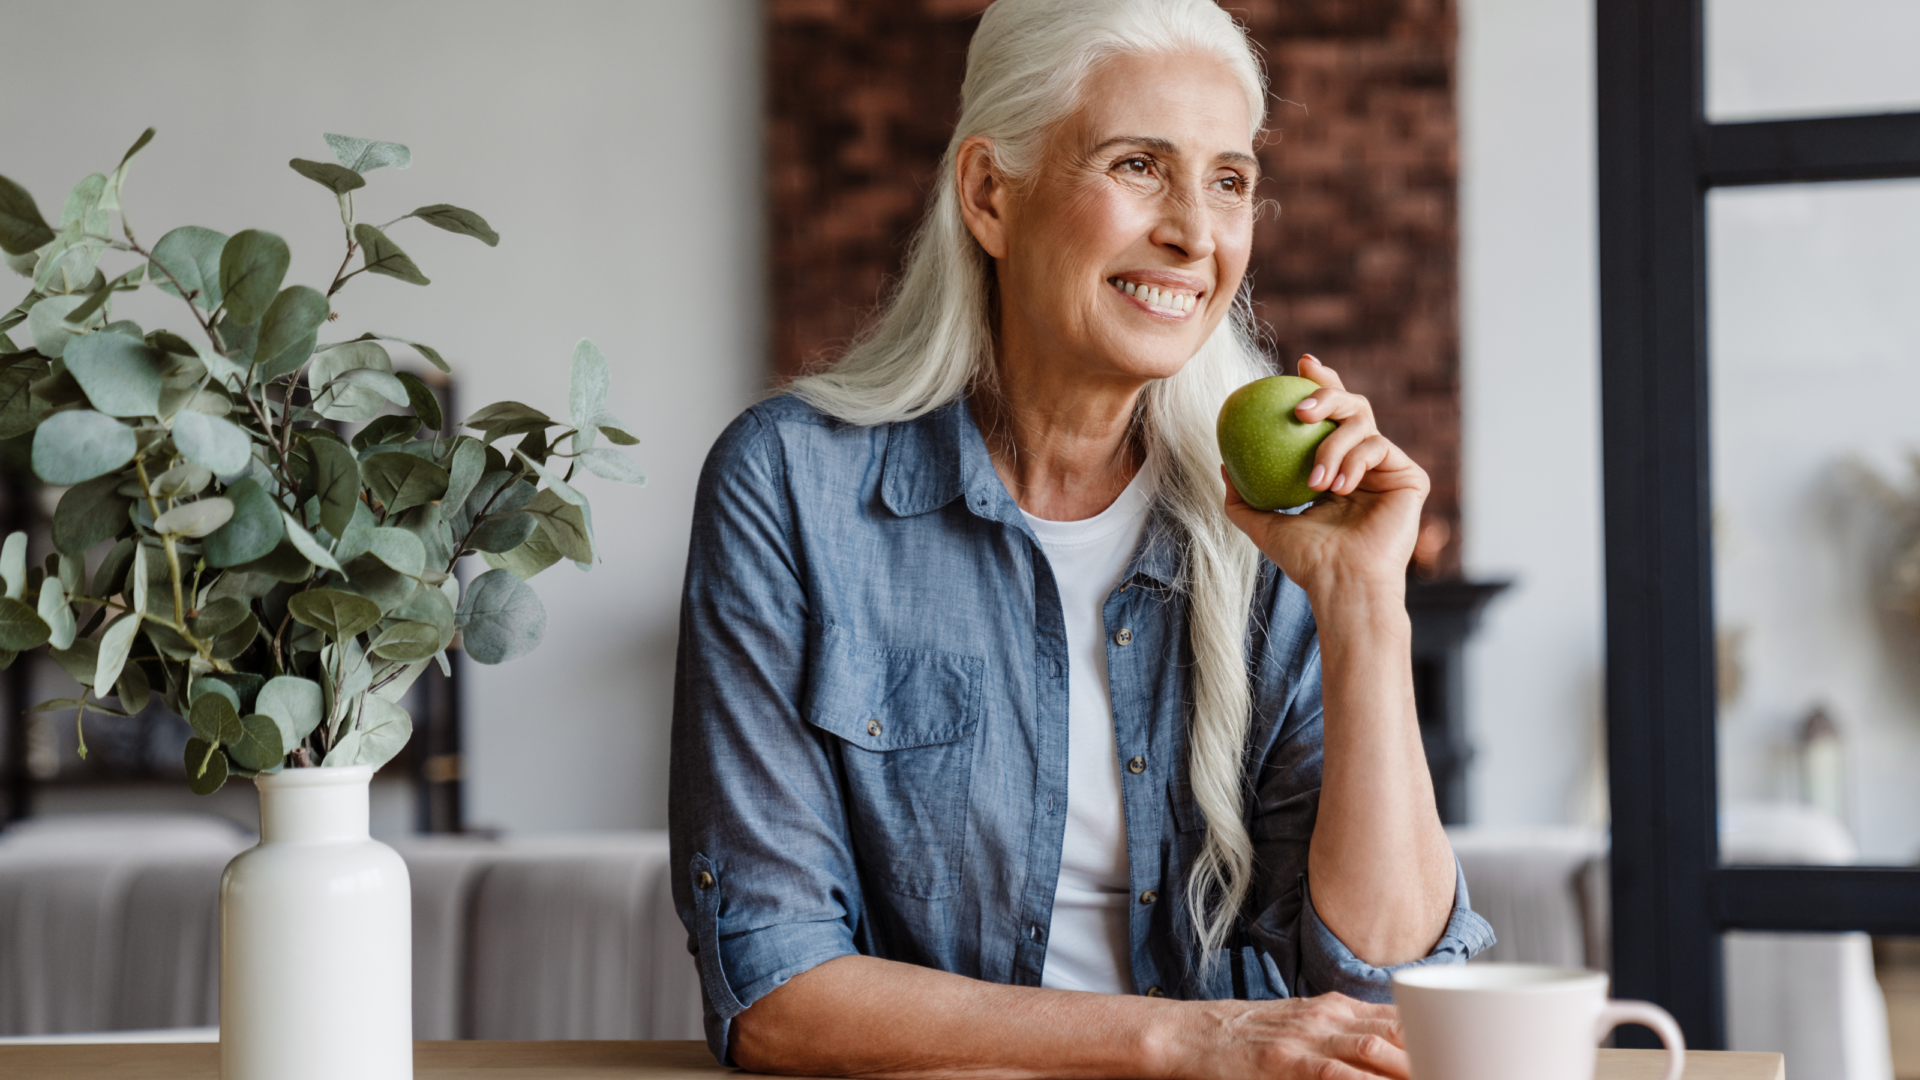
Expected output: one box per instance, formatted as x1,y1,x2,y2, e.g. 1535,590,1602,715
1303,574,1456,968
733,954,1185,1080
732,954,1409,1080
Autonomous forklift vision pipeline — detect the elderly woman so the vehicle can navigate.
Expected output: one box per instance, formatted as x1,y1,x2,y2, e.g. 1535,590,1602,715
669,1,1492,1077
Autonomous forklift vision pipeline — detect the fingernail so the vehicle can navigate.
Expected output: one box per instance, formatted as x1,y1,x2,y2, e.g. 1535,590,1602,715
1309,465,1326,488
1297,397,1316,415
1333,473,1346,491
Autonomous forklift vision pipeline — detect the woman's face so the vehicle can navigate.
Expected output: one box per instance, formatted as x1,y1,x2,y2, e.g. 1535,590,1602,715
966,50,1259,387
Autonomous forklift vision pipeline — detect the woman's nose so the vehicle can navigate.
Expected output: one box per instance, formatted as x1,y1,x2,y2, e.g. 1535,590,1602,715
1149,189,1216,263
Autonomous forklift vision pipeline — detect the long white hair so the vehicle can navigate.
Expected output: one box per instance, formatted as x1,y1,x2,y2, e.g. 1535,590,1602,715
789,0,1272,960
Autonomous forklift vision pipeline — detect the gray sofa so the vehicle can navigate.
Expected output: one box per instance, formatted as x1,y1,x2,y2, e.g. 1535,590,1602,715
0,815,702,1041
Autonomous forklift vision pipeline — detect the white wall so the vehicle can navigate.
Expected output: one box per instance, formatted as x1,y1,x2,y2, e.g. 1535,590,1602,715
0,0,764,833
1457,0,1606,827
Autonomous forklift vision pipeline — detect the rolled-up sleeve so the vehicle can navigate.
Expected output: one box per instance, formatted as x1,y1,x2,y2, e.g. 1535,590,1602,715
1293,863,1496,1000
668,409,861,1064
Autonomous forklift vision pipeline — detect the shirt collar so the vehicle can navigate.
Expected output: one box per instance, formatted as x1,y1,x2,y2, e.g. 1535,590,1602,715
880,397,1183,590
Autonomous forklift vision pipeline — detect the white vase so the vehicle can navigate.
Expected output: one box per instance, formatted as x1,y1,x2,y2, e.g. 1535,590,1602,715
220,764,412,1080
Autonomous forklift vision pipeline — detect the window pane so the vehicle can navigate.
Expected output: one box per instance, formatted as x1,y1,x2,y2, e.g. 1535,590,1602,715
1709,179,1920,867
1708,0,1920,122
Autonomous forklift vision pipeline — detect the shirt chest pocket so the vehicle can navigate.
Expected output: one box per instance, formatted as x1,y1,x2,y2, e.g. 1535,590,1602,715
803,625,983,901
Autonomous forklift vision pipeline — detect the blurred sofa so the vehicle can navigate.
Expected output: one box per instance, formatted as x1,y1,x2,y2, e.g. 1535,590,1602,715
0,815,702,1041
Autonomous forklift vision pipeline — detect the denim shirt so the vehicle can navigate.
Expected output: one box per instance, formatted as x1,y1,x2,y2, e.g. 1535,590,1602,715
669,394,1494,1064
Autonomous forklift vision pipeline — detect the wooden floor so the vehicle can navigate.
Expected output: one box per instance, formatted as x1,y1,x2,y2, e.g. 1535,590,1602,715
0,1040,1784,1079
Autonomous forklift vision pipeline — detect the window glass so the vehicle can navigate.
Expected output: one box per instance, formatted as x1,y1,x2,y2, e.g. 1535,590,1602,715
1708,180,1920,867
1708,0,1920,122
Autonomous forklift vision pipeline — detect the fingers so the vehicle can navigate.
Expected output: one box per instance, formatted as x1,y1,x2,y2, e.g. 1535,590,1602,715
1299,353,1346,392
1323,1033,1412,1080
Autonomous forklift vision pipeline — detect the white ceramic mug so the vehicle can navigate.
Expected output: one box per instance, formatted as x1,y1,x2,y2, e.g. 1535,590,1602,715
1391,963,1684,1080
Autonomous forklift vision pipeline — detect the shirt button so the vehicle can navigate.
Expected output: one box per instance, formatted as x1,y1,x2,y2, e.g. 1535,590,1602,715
696,871,715,890
1030,925,1045,943
1114,628,1133,646
1127,756,1146,775
867,718,882,737
1144,986,1164,998
1139,889,1158,905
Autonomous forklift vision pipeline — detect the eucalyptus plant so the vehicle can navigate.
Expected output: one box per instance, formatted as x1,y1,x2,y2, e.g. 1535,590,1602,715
0,131,642,793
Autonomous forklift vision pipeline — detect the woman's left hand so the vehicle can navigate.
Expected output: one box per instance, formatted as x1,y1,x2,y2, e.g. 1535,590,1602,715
1222,354,1428,597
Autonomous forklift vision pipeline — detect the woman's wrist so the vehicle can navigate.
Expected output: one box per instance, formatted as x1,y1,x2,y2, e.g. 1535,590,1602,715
1136,999,1233,1080
1301,570,1410,636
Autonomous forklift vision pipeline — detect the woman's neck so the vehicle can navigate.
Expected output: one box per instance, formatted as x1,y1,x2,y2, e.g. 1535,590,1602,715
972,349,1146,522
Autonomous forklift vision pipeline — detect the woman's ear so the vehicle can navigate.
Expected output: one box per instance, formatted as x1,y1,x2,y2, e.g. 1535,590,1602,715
955,136,1011,260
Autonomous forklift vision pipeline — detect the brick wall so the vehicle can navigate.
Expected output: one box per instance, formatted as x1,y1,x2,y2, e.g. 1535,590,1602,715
767,0,1461,572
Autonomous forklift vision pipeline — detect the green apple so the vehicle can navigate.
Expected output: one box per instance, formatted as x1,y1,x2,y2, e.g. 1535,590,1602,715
1216,375,1337,511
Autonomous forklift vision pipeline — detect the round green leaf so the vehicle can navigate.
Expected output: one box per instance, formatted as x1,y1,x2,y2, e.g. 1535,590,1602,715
37,576,75,650
576,448,646,486
172,410,253,476
288,586,382,640
27,294,98,357
191,597,251,639
257,675,324,747
352,223,429,285
406,204,498,246
148,226,228,311
227,713,285,772
370,620,441,662
255,285,328,378
306,435,362,539
0,174,56,257
324,134,411,173
189,689,246,745
394,371,443,431
150,461,214,499
523,489,593,564
307,341,393,422
32,410,136,484
202,477,285,568
184,737,229,795
93,612,141,693
364,526,426,578
218,229,291,325
0,596,52,650
288,159,365,195
153,497,234,538
456,568,546,664
115,659,150,714
280,511,342,573
209,611,259,661
568,339,610,435
325,694,412,769
63,331,164,417
468,510,536,554
362,453,448,517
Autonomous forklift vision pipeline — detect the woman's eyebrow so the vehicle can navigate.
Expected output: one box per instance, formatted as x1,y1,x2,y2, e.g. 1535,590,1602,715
1091,136,1260,171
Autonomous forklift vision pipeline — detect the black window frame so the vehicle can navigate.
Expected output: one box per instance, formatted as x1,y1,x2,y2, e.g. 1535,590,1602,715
1598,0,1920,1050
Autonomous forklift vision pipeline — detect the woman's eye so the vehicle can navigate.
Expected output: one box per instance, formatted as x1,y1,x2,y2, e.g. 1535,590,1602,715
1117,157,1152,175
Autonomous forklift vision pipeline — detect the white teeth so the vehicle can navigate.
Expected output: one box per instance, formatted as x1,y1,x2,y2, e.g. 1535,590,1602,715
1112,278,1199,313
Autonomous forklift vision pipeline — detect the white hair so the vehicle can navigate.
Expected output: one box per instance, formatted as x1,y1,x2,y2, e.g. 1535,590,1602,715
789,0,1272,962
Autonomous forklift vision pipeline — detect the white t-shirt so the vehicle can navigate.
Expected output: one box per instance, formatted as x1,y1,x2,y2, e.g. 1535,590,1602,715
1020,465,1155,995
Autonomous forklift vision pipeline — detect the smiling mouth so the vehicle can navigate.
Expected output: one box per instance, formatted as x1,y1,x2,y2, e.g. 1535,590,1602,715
1107,276,1200,315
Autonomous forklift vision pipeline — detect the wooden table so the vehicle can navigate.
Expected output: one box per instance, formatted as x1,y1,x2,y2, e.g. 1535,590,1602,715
0,1039,1786,1079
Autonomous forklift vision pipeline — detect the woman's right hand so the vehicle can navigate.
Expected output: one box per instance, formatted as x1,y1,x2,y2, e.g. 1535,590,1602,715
1157,994,1409,1080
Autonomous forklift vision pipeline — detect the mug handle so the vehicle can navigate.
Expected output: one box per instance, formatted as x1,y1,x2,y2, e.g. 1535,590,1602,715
1596,1000,1687,1080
